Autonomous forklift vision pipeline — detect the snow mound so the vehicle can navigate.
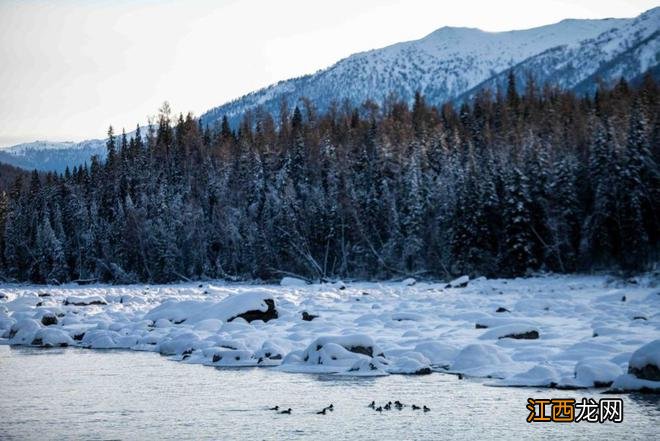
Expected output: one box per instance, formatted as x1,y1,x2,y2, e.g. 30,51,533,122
496,364,560,387
451,344,513,377
32,328,74,347
574,359,623,387
8,319,41,345
145,291,278,324
413,341,459,368
280,277,307,287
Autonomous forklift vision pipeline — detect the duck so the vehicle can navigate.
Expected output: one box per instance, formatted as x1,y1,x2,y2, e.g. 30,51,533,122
368,401,375,409
279,408,292,414
412,404,421,410
423,406,431,412
375,406,383,412
269,406,279,411
325,404,334,411
384,403,391,410
317,408,327,415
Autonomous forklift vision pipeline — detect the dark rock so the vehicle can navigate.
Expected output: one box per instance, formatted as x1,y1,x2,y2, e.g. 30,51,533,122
593,381,613,388
31,337,43,346
36,302,43,307
347,345,373,357
173,319,186,325
499,330,539,340
629,364,660,381
495,307,510,313
621,295,626,302
475,323,488,329
64,299,107,306
41,314,58,326
412,367,432,375
73,333,85,341
198,284,204,288
633,316,647,321
38,293,51,298
593,332,599,338
302,311,318,321
212,354,222,363
228,299,278,323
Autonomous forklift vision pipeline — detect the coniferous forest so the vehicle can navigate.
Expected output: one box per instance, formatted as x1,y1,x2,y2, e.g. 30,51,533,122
1,74,658,284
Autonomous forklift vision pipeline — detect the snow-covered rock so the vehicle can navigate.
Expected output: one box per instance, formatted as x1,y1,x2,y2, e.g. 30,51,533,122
282,334,385,373
145,291,278,324
497,364,560,387
447,275,469,288
64,296,107,306
451,344,513,377
32,328,74,347
280,277,308,287
574,359,623,387
627,339,660,381
8,319,41,345
479,324,540,340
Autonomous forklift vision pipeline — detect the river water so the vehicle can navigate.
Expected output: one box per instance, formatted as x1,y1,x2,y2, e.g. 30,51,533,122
0,345,657,440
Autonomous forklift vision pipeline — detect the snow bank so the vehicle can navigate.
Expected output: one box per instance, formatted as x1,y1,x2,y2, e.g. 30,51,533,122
0,274,658,389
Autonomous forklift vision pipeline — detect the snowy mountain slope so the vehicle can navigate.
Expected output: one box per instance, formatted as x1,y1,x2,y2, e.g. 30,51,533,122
200,8,658,128
0,139,106,172
458,7,660,101
4,8,658,172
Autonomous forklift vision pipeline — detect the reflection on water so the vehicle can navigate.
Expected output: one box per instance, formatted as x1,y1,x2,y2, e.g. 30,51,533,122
0,346,658,440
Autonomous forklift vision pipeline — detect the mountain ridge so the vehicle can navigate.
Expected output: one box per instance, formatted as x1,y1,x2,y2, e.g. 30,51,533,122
2,7,658,172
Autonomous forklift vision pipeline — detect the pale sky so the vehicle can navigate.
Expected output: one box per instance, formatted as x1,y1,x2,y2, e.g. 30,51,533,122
0,0,657,147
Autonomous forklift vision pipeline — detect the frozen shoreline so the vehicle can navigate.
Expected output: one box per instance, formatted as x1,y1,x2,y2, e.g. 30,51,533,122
1,274,658,391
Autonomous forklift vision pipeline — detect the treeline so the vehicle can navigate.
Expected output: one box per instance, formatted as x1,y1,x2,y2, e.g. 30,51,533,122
0,73,658,284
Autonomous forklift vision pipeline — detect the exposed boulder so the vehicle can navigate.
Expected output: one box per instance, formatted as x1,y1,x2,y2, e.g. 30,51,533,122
301,311,318,321
41,313,58,326
229,298,278,323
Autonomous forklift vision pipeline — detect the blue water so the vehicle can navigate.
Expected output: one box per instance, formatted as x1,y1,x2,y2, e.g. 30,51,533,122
0,345,657,440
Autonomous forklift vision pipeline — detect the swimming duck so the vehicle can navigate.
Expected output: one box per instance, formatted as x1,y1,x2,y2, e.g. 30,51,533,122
423,406,431,412
269,406,279,411
412,404,421,410
368,401,375,408
317,408,327,415
279,408,292,414
375,406,383,412
325,404,334,411
384,403,391,410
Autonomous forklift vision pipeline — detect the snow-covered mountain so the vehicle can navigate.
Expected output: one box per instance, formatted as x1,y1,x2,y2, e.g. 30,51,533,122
0,139,106,172
201,7,659,127
3,7,658,172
